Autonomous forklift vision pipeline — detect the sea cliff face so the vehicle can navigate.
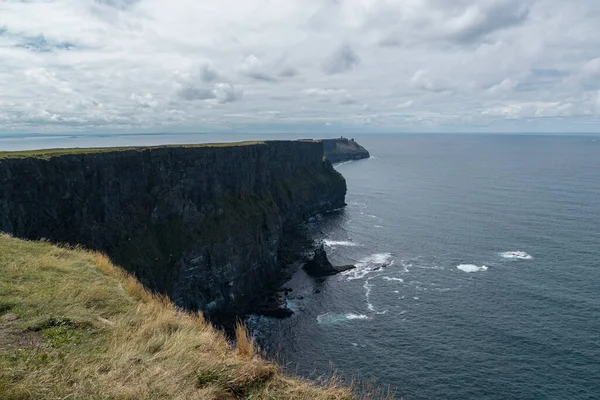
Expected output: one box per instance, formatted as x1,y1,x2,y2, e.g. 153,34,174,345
0,141,346,316
322,138,370,163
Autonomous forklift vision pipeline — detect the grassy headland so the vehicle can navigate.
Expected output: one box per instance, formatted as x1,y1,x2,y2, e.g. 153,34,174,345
0,141,266,160
0,234,378,400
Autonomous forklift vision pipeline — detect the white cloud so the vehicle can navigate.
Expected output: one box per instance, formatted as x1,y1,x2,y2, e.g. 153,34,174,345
322,44,360,75
0,0,600,133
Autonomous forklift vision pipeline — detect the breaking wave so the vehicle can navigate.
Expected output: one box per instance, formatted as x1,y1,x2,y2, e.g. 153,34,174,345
457,264,489,273
501,251,533,260
317,312,369,325
323,240,358,247
343,253,394,280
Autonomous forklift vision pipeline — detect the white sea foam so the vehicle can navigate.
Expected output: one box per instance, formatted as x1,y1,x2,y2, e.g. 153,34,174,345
501,251,533,260
374,225,384,228
343,253,394,280
457,264,489,273
382,276,404,282
323,239,358,247
363,277,389,314
346,313,369,320
317,312,369,324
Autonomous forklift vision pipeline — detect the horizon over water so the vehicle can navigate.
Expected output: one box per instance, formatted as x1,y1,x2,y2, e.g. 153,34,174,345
3,133,599,399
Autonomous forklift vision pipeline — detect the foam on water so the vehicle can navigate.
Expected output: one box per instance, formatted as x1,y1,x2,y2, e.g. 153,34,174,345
456,264,489,273
346,313,369,320
501,251,533,260
343,253,394,280
323,239,358,247
317,312,370,325
333,160,353,167
363,277,389,314
382,276,404,282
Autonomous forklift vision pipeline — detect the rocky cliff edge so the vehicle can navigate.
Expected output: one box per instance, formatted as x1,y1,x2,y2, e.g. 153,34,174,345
0,140,346,317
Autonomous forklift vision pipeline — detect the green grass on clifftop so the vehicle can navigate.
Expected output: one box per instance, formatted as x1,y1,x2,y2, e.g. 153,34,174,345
0,141,267,160
0,234,393,400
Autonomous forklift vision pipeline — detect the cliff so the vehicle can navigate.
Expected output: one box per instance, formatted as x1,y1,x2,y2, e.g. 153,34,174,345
322,138,370,163
0,234,354,399
0,140,346,317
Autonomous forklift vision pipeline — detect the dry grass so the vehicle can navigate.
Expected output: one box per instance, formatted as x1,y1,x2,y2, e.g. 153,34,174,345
0,234,392,400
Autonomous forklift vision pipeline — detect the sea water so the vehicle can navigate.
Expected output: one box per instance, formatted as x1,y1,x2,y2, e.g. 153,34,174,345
248,134,600,400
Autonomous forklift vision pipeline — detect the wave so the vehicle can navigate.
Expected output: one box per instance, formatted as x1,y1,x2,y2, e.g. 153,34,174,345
501,251,533,260
363,277,389,314
333,160,353,167
382,276,404,282
343,253,394,280
457,264,489,273
323,239,358,247
316,312,369,325
346,313,369,320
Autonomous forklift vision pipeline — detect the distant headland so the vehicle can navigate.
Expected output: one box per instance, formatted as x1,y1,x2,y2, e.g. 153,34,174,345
322,137,370,163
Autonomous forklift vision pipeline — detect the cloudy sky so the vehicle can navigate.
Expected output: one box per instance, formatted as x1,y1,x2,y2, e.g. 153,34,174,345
2,0,600,134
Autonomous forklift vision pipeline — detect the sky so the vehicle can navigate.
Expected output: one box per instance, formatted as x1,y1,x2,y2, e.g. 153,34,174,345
1,0,600,135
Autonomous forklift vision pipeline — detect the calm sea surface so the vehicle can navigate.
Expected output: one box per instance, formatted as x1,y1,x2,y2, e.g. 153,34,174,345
248,134,600,400
3,133,599,399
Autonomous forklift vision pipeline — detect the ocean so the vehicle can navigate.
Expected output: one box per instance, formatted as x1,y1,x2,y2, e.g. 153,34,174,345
3,132,599,399
247,134,600,400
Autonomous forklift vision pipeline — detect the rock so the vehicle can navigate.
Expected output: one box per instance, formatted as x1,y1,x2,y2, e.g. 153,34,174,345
303,245,356,276
257,306,294,319
303,244,338,276
372,262,392,271
334,265,356,273
322,137,370,163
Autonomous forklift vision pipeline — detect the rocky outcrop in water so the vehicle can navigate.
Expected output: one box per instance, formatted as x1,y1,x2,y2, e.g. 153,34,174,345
322,137,370,163
0,141,346,317
303,244,355,276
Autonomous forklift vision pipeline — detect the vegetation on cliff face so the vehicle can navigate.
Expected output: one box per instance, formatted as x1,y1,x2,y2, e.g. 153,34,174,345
0,234,364,399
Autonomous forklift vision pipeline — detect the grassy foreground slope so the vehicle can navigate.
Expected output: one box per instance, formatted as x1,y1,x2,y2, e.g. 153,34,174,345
0,234,356,400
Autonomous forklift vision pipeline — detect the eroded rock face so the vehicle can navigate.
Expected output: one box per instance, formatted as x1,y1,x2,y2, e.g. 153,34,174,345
322,137,370,163
303,244,356,277
0,141,346,316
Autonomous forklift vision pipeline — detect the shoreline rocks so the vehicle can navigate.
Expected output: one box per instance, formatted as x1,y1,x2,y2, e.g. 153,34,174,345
303,244,356,277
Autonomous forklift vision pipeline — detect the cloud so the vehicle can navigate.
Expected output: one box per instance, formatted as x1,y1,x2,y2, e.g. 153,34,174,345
377,0,531,47
410,70,454,93
322,44,360,75
445,0,530,44
239,55,277,82
199,63,219,83
487,78,519,95
1,0,600,134
213,83,242,103
278,67,298,78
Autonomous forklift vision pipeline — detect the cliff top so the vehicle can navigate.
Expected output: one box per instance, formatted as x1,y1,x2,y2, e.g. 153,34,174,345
0,234,360,399
0,141,268,160
322,137,370,163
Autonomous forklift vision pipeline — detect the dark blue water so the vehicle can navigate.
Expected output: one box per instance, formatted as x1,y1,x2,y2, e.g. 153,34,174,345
249,134,600,400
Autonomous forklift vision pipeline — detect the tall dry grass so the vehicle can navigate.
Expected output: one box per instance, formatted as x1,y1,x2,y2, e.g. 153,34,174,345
0,234,369,400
